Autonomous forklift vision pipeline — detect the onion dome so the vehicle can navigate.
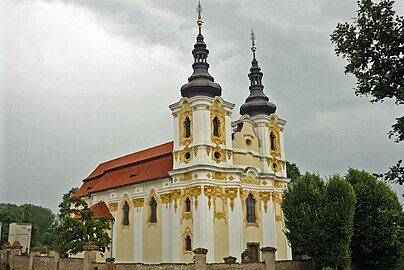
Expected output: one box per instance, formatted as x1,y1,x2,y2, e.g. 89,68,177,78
240,29,276,117
180,1,222,98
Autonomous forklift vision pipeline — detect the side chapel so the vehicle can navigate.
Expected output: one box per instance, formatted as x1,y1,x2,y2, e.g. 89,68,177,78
74,2,292,264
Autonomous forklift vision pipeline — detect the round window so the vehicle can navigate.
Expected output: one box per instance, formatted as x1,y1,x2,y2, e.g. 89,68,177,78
246,139,252,145
214,151,221,160
184,152,191,160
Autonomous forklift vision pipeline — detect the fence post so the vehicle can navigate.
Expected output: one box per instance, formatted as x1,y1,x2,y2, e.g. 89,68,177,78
193,248,208,270
105,257,116,270
83,242,98,270
261,246,277,270
1,242,11,270
49,250,59,270
29,247,41,270
10,241,22,270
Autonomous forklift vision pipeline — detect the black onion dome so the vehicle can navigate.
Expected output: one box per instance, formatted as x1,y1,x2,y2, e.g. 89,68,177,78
180,4,221,98
240,30,276,117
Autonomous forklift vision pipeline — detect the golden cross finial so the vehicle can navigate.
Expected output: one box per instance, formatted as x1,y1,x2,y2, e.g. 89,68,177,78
250,28,257,58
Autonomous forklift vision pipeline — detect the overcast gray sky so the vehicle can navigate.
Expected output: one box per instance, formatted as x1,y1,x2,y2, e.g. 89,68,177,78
1,0,403,212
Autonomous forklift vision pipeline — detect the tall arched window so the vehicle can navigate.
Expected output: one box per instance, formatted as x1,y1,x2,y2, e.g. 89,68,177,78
184,117,191,138
246,194,256,223
123,201,130,226
213,116,220,137
185,198,191,212
149,198,157,223
270,132,276,151
185,235,192,251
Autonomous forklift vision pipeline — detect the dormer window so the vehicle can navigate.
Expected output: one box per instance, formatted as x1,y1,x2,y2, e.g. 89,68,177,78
184,117,191,138
213,116,220,137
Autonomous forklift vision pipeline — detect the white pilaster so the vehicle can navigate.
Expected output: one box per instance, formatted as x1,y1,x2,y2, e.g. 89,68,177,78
268,196,277,259
227,196,243,262
199,193,214,262
286,239,292,260
112,213,117,258
170,204,180,262
261,201,272,247
133,207,143,262
162,203,170,262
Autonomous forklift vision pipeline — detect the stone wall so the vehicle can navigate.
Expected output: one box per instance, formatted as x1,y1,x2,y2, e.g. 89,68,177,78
115,264,193,270
59,258,84,270
14,255,29,270
207,262,264,270
276,259,314,270
2,241,314,270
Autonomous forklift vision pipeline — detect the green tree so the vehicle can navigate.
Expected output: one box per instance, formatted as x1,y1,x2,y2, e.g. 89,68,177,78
282,173,356,269
0,203,56,247
286,161,301,182
331,0,403,142
58,187,78,220
0,210,17,245
346,169,403,270
54,197,111,256
318,176,356,269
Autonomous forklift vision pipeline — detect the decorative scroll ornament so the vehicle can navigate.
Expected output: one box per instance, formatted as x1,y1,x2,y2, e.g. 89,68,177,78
225,188,238,211
160,193,171,209
259,192,271,213
212,172,226,180
180,172,192,182
240,175,260,185
132,198,144,208
171,189,182,212
109,203,118,211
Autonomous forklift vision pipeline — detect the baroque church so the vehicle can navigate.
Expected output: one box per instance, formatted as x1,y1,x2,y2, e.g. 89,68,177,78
74,2,292,264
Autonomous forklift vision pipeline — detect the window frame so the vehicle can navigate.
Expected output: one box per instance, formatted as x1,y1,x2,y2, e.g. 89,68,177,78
149,197,157,224
246,194,256,223
122,201,130,226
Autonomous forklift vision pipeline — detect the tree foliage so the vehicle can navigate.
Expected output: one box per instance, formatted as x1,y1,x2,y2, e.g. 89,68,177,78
58,187,78,220
0,203,56,247
282,173,356,269
54,197,111,256
346,168,403,270
286,161,301,182
331,0,404,142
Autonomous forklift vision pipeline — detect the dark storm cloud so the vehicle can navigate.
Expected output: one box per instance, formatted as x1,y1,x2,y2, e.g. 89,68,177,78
2,0,403,211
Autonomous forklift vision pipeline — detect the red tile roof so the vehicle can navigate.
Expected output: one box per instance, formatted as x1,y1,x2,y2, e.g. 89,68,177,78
73,201,114,220
74,142,173,197
90,201,114,220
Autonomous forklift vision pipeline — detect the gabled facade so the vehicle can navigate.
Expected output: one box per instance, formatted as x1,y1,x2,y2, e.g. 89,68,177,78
75,3,291,264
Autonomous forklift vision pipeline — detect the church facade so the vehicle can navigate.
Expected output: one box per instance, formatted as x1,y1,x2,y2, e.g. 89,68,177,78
74,4,292,264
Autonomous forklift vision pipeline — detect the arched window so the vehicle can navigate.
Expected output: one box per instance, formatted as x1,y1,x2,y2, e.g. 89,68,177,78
246,194,256,223
123,201,130,226
213,116,220,137
184,117,191,138
270,132,276,151
185,198,191,212
149,197,157,223
185,235,192,251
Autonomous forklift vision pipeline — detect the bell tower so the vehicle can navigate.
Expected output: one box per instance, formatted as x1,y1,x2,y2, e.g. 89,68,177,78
169,1,235,174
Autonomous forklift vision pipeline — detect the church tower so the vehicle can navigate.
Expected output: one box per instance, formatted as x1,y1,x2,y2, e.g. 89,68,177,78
169,2,235,175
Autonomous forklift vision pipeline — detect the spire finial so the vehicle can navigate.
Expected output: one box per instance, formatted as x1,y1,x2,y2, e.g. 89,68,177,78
250,28,257,59
196,0,203,34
